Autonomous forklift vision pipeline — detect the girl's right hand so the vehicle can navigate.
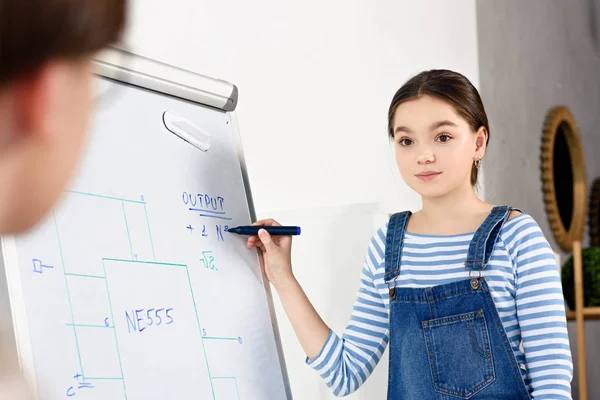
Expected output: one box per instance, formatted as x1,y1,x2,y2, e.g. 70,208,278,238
248,220,331,361
246,218,294,288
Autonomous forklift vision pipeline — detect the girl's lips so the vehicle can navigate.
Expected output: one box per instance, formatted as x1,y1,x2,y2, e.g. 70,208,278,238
415,171,442,181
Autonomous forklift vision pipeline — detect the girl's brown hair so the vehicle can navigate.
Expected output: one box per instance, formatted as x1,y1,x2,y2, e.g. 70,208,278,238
387,69,489,186
0,0,127,84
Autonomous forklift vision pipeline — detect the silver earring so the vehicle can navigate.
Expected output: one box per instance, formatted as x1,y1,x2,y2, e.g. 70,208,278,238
474,159,481,168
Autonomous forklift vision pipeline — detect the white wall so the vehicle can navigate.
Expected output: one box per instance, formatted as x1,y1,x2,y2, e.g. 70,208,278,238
123,0,479,214
123,1,479,398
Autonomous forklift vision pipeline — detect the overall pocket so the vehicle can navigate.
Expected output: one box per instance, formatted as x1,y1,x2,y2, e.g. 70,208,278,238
422,309,495,399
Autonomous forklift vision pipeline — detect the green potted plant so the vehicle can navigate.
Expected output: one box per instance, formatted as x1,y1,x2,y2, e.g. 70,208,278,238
561,247,600,309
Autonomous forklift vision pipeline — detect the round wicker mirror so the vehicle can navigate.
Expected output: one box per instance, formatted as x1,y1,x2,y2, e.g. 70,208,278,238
541,106,587,252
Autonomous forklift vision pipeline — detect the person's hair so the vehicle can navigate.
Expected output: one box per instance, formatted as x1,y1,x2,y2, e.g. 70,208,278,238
0,0,127,84
387,69,489,186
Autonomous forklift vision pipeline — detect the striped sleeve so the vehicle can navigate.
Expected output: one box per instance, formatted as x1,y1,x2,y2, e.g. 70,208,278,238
504,215,573,399
306,228,389,397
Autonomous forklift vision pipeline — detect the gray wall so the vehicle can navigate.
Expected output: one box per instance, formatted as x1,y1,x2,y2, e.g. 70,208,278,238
476,0,600,398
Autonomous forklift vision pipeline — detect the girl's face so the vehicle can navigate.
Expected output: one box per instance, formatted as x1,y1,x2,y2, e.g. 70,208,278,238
391,95,486,199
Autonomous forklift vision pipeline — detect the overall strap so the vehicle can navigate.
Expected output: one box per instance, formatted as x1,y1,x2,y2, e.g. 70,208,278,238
465,205,521,272
384,211,412,284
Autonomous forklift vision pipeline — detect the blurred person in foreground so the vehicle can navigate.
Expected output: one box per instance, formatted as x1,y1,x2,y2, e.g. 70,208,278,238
0,0,127,397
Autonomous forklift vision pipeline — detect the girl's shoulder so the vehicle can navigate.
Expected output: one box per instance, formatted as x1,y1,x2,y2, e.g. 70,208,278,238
501,211,541,234
499,211,547,246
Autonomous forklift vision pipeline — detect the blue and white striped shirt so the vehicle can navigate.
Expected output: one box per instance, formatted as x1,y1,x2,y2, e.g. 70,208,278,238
307,214,573,399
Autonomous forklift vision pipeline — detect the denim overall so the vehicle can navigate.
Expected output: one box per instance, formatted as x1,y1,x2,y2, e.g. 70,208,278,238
384,206,532,399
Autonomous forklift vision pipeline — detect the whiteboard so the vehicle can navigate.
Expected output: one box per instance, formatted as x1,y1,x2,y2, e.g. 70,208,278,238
0,50,292,400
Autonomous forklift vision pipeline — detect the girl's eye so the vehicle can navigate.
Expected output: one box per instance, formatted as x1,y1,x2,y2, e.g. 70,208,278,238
436,134,452,143
398,138,413,146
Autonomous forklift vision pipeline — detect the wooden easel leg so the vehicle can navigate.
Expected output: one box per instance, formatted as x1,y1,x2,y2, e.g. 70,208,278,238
573,240,587,399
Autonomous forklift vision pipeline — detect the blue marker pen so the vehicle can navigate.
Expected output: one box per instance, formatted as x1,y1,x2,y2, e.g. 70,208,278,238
227,226,301,236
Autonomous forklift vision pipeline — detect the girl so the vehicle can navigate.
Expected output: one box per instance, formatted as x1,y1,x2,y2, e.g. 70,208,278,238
0,0,126,397
249,70,573,399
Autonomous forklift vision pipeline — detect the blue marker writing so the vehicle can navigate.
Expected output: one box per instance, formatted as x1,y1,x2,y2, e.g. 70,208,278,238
227,226,301,236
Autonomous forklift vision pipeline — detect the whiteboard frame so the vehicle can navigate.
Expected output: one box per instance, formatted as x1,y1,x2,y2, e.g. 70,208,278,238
94,47,238,111
0,48,293,399
230,112,293,398
0,234,38,394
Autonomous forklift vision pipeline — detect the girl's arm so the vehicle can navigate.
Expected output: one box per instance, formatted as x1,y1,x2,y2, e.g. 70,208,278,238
506,215,573,399
249,219,390,396
247,219,330,359
269,273,331,360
